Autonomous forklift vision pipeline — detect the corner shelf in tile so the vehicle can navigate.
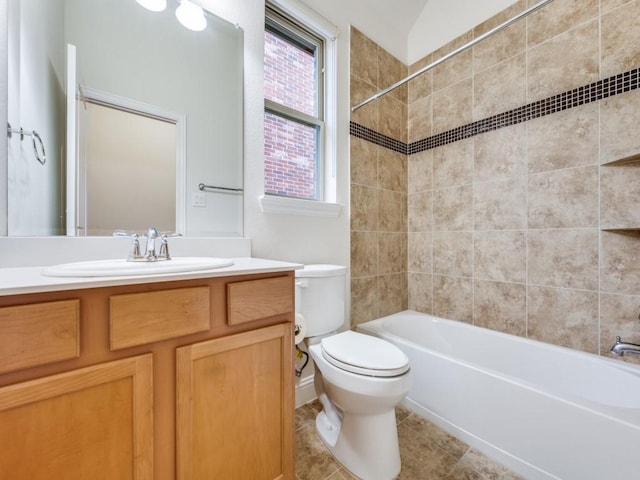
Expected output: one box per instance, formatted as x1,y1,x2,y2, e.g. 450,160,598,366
601,154,640,166
601,227,640,232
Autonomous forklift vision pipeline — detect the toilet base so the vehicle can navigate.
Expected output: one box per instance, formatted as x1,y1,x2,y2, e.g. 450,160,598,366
316,408,401,480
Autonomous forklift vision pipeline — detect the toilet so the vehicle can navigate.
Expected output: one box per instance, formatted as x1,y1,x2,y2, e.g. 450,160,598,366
296,265,411,480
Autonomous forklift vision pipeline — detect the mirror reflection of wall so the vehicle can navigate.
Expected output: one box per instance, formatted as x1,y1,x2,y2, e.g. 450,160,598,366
82,102,176,236
7,0,65,236
6,0,244,237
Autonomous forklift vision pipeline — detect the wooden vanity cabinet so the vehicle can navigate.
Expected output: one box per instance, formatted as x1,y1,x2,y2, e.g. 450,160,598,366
0,271,295,480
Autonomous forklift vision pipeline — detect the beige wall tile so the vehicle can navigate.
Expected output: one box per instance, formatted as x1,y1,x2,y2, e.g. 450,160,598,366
527,285,599,353
351,276,379,326
474,123,526,182
433,231,473,277
379,232,406,275
474,53,526,120
408,54,433,104
527,166,599,228
432,79,473,134
378,46,407,103
433,275,473,323
378,273,408,316
527,102,599,174
527,229,599,290
601,231,640,295
350,27,378,86
350,137,378,187
378,189,406,232
350,75,378,130
350,184,378,231
408,191,433,232
408,95,432,143
408,150,433,193
473,177,527,230
408,273,433,314
600,164,640,229
601,89,640,164
527,20,599,102
601,0,634,14
474,280,526,336
349,0,640,358
408,231,432,273
475,0,527,35
601,0,640,78
433,48,472,93
474,231,526,283
600,292,640,365
431,31,474,92
433,139,473,189
351,231,377,277
434,185,473,231
378,150,407,192
378,94,406,142
473,12,526,73
526,0,599,48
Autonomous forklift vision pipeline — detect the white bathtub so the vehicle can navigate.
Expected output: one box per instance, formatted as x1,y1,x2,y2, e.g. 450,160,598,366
357,310,640,480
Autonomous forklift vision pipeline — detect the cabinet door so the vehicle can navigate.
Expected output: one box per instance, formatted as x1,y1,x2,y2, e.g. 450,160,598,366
177,323,294,480
0,355,153,480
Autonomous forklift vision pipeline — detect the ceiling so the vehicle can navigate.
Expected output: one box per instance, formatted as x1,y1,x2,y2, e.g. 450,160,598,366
363,0,430,36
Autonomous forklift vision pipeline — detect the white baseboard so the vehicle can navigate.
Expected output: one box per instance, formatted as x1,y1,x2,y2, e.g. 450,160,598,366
295,374,316,408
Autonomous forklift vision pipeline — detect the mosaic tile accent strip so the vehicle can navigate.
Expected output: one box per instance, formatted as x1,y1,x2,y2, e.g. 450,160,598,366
350,67,640,155
349,122,407,154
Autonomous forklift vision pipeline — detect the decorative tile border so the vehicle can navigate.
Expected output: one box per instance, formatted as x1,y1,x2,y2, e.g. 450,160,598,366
349,122,407,154
350,67,640,155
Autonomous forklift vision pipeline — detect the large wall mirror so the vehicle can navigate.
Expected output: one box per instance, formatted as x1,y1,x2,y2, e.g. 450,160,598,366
6,0,243,237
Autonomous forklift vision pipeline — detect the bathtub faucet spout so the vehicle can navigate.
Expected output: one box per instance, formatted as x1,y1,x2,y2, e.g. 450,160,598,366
610,336,640,356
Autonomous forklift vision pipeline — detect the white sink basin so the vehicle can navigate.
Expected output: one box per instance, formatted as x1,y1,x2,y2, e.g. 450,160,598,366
41,257,234,277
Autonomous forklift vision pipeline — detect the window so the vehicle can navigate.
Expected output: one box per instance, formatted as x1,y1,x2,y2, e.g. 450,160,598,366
264,4,324,201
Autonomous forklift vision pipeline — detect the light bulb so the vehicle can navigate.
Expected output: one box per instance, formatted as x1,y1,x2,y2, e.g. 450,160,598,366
136,0,167,12
175,0,207,31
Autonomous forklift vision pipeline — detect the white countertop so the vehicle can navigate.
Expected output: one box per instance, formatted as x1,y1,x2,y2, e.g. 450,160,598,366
0,257,302,296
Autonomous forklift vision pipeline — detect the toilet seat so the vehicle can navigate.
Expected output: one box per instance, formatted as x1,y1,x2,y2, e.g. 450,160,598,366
320,331,410,377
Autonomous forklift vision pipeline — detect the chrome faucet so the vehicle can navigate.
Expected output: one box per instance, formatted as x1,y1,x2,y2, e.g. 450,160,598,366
114,227,179,262
610,336,640,356
143,226,160,261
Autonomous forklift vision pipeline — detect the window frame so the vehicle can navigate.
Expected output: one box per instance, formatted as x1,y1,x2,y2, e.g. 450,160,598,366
262,1,339,212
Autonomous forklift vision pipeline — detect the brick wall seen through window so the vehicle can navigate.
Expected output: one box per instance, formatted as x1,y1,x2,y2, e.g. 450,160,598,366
264,16,322,200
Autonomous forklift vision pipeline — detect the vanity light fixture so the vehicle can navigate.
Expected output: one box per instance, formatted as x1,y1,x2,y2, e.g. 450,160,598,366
175,0,207,31
136,0,167,12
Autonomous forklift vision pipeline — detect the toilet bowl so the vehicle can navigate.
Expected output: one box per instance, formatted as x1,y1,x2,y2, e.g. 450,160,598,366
296,265,411,480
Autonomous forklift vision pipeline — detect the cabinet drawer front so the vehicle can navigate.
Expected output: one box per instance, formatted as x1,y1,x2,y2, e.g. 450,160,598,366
0,300,80,374
227,276,293,325
110,286,210,350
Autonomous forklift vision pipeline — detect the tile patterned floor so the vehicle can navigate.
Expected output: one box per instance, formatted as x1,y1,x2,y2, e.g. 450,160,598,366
295,401,525,480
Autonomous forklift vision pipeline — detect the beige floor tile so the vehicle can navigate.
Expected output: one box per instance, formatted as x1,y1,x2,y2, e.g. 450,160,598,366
295,406,522,480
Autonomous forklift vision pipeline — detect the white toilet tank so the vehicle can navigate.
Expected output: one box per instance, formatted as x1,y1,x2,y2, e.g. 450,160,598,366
295,264,347,338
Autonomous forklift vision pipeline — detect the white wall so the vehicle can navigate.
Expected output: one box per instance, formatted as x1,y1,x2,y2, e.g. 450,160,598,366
7,0,65,236
202,0,350,269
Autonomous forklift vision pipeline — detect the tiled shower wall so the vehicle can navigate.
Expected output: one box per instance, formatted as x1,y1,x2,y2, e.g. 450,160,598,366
350,0,640,363
350,28,409,322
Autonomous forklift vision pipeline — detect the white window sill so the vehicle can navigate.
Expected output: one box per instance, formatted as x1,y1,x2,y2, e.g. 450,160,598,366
259,195,342,218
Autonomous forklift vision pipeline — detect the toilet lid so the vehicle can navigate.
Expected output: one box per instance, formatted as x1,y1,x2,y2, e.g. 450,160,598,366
321,331,410,377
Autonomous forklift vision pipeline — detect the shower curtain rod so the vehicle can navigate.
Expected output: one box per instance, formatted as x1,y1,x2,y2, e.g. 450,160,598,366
351,0,555,112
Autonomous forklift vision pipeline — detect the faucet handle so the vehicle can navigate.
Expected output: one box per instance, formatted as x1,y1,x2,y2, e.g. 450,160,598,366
113,231,143,261
158,232,182,260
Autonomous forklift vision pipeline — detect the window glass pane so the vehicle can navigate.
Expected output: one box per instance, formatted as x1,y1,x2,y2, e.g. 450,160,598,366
264,29,317,117
264,112,319,200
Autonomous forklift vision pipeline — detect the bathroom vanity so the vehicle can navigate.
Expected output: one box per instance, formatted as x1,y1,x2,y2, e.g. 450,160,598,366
0,258,297,480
